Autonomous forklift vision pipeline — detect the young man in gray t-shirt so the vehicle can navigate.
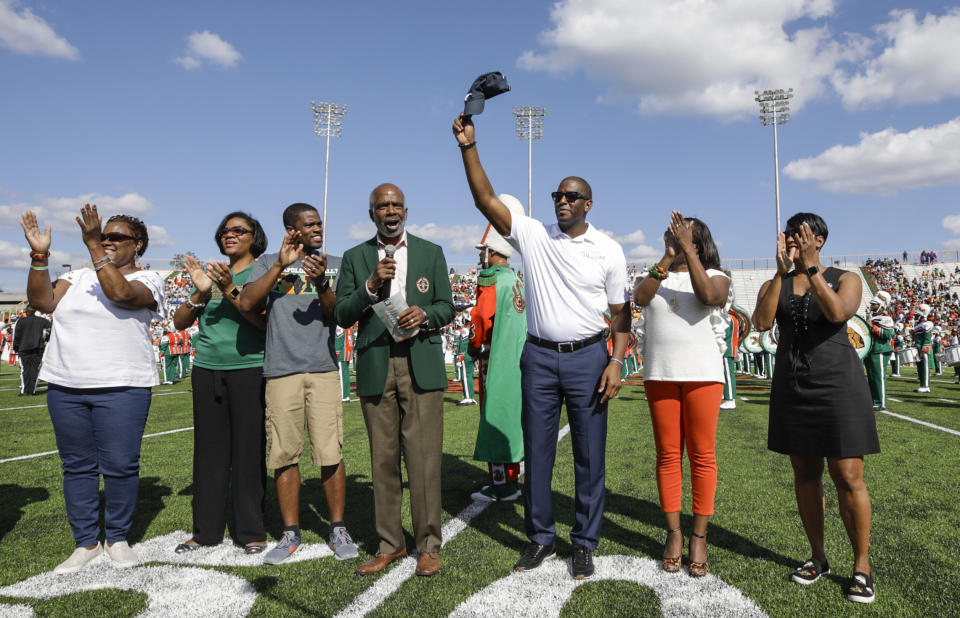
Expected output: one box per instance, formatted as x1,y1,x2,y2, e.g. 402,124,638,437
239,202,358,564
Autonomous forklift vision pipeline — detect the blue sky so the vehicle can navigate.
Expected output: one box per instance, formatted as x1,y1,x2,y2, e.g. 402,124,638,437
2,0,960,290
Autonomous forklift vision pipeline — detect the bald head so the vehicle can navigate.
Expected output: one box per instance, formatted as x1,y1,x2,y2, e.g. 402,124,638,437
369,183,405,210
369,182,408,239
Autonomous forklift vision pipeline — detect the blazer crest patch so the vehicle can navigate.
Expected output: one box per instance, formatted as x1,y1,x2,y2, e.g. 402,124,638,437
416,276,430,293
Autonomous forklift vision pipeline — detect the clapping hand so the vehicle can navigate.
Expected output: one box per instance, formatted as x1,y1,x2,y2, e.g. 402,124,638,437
775,233,796,276
206,261,234,292
76,204,103,250
792,222,820,271
302,252,328,283
20,211,51,254
277,230,305,269
184,255,213,293
669,211,696,256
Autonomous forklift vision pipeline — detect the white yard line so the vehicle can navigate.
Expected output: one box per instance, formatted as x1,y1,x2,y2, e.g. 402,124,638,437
878,410,960,437
887,397,901,402
334,424,572,618
740,397,749,402
0,426,196,464
938,398,956,403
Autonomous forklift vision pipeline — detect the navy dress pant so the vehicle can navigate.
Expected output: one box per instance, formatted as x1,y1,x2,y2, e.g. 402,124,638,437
520,339,608,550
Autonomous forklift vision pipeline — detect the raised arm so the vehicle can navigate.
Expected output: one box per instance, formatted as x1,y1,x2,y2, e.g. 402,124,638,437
794,223,860,323
453,114,512,236
670,212,729,306
20,211,71,313
237,231,303,312
77,205,156,310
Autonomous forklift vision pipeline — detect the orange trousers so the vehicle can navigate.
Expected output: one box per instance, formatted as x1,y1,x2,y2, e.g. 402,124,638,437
645,381,722,516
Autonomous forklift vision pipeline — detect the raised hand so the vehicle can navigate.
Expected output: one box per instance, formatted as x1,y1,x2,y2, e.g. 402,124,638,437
184,255,213,293
20,211,51,254
793,222,819,271
452,113,476,145
669,211,695,255
775,233,795,275
76,203,102,249
277,230,304,268
206,261,234,292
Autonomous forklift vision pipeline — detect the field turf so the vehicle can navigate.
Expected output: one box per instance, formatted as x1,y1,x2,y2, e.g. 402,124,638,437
0,364,958,617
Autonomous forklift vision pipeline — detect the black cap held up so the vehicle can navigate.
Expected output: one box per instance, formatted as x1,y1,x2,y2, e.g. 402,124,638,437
463,72,511,116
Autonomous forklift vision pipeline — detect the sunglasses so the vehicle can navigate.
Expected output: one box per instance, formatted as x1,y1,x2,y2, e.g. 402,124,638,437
219,226,253,238
101,232,137,243
551,191,587,203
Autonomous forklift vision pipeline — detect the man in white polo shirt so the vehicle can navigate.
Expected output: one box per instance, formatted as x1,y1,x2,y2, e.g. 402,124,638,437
453,113,630,580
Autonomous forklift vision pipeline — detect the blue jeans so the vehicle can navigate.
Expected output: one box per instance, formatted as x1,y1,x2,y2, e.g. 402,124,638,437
47,384,151,546
520,339,608,550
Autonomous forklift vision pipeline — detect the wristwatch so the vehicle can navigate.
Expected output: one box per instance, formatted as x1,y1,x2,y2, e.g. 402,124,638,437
228,286,241,300
806,266,820,277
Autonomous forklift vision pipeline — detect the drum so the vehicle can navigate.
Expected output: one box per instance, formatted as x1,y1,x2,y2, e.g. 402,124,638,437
846,315,872,360
730,304,751,342
761,328,778,354
743,331,763,354
896,347,919,365
937,346,960,367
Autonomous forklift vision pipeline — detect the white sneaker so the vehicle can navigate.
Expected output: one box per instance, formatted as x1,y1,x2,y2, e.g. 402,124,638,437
54,542,102,574
720,400,736,410
105,540,139,568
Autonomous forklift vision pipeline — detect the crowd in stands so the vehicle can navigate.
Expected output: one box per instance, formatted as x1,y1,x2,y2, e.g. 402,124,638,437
864,258,960,341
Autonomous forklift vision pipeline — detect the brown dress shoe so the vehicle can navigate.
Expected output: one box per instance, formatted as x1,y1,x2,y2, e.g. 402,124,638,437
356,548,407,575
415,551,440,577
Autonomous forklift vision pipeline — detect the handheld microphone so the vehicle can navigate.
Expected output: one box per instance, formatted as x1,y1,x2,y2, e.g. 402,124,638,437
381,245,395,300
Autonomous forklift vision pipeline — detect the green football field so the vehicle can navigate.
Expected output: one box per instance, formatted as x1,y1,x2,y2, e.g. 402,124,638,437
0,363,958,617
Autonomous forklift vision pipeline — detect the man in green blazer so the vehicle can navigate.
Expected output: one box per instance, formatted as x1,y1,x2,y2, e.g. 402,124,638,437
334,183,454,578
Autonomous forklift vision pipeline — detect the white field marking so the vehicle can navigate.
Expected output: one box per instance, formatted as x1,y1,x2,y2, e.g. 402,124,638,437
0,604,32,617
887,397,902,402
878,409,960,437
334,423,572,618
938,398,957,403
0,531,338,617
0,390,188,413
450,555,768,618
740,397,749,402
0,427,195,464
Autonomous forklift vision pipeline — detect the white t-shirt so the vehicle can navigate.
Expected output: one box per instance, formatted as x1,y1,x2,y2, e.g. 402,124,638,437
642,269,729,383
507,215,628,342
40,268,166,388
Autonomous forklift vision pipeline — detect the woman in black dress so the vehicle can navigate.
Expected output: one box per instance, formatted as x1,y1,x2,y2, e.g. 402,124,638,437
753,213,879,604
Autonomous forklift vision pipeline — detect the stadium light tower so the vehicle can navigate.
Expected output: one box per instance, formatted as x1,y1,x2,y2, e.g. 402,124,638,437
310,101,347,248
755,88,793,235
513,106,546,216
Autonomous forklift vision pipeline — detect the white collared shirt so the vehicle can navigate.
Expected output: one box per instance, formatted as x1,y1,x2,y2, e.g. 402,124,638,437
366,231,408,303
507,215,629,341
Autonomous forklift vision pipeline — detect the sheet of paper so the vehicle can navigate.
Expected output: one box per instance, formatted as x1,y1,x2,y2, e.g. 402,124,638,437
372,293,420,341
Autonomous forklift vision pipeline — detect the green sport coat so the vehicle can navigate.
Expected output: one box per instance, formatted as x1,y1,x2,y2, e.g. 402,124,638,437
334,234,455,397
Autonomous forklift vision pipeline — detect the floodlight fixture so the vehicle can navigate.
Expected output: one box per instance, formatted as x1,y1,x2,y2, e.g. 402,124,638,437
513,105,546,216
755,88,793,234
310,101,347,248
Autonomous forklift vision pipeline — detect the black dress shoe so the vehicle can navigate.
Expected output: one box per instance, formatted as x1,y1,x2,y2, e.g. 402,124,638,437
571,544,594,579
513,542,555,571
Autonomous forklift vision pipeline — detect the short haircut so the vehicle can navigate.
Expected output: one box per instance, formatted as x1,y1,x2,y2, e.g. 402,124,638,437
560,176,592,199
786,212,828,243
282,203,318,228
685,217,722,271
106,214,149,257
215,211,268,258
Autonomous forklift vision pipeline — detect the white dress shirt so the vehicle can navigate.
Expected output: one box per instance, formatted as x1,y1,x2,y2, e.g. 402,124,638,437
507,215,629,342
367,231,408,303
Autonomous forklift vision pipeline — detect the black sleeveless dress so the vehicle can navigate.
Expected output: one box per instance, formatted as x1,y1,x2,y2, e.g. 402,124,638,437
768,267,880,457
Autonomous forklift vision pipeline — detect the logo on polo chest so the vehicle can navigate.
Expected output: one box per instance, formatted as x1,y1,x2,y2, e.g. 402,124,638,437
416,276,430,293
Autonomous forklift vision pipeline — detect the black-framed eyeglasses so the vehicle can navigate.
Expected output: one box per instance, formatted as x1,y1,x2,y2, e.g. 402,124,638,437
551,191,587,203
101,232,137,243
219,226,253,238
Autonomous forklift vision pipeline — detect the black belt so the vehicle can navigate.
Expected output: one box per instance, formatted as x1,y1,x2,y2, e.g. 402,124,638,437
526,332,604,353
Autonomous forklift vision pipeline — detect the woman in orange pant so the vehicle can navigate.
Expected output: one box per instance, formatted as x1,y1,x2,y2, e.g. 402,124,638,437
634,212,729,577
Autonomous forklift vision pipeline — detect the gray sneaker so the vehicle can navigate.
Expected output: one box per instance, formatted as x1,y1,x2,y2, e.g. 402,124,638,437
263,530,301,565
329,526,359,560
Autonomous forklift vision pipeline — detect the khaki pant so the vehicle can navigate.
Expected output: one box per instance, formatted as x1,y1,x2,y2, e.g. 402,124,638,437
360,355,444,554
265,371,343,470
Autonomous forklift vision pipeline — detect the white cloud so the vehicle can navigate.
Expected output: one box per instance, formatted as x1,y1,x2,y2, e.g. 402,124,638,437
147,224,173,247
943,215,960,236
0,192,154,233
0,239,71,269
405,223,486,254
0,0,78,59
783,117,960,194
626,244,662,261
174,30,241,70
347,220,375,240
834,9,960,109
596,227,661,262
518,0,864,120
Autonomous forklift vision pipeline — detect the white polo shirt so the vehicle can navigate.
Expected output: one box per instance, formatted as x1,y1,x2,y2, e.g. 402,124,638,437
507,214,628,342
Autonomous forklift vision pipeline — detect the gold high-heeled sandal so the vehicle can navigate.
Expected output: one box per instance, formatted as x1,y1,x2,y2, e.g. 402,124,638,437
662,528,682,573
688,531,708,577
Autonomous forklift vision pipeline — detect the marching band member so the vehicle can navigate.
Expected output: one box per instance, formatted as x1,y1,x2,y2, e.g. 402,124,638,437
468,197,526,502
913,304,934,393
864,292,894,411
721,310,741,410
456,321,477,406
335,324,355,402
890,325,904,377
932,326,943,376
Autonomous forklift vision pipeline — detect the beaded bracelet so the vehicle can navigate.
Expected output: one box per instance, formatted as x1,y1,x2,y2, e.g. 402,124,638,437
29,265,48,271
649,264,668,280
94,260,113,272
29,251,50,261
